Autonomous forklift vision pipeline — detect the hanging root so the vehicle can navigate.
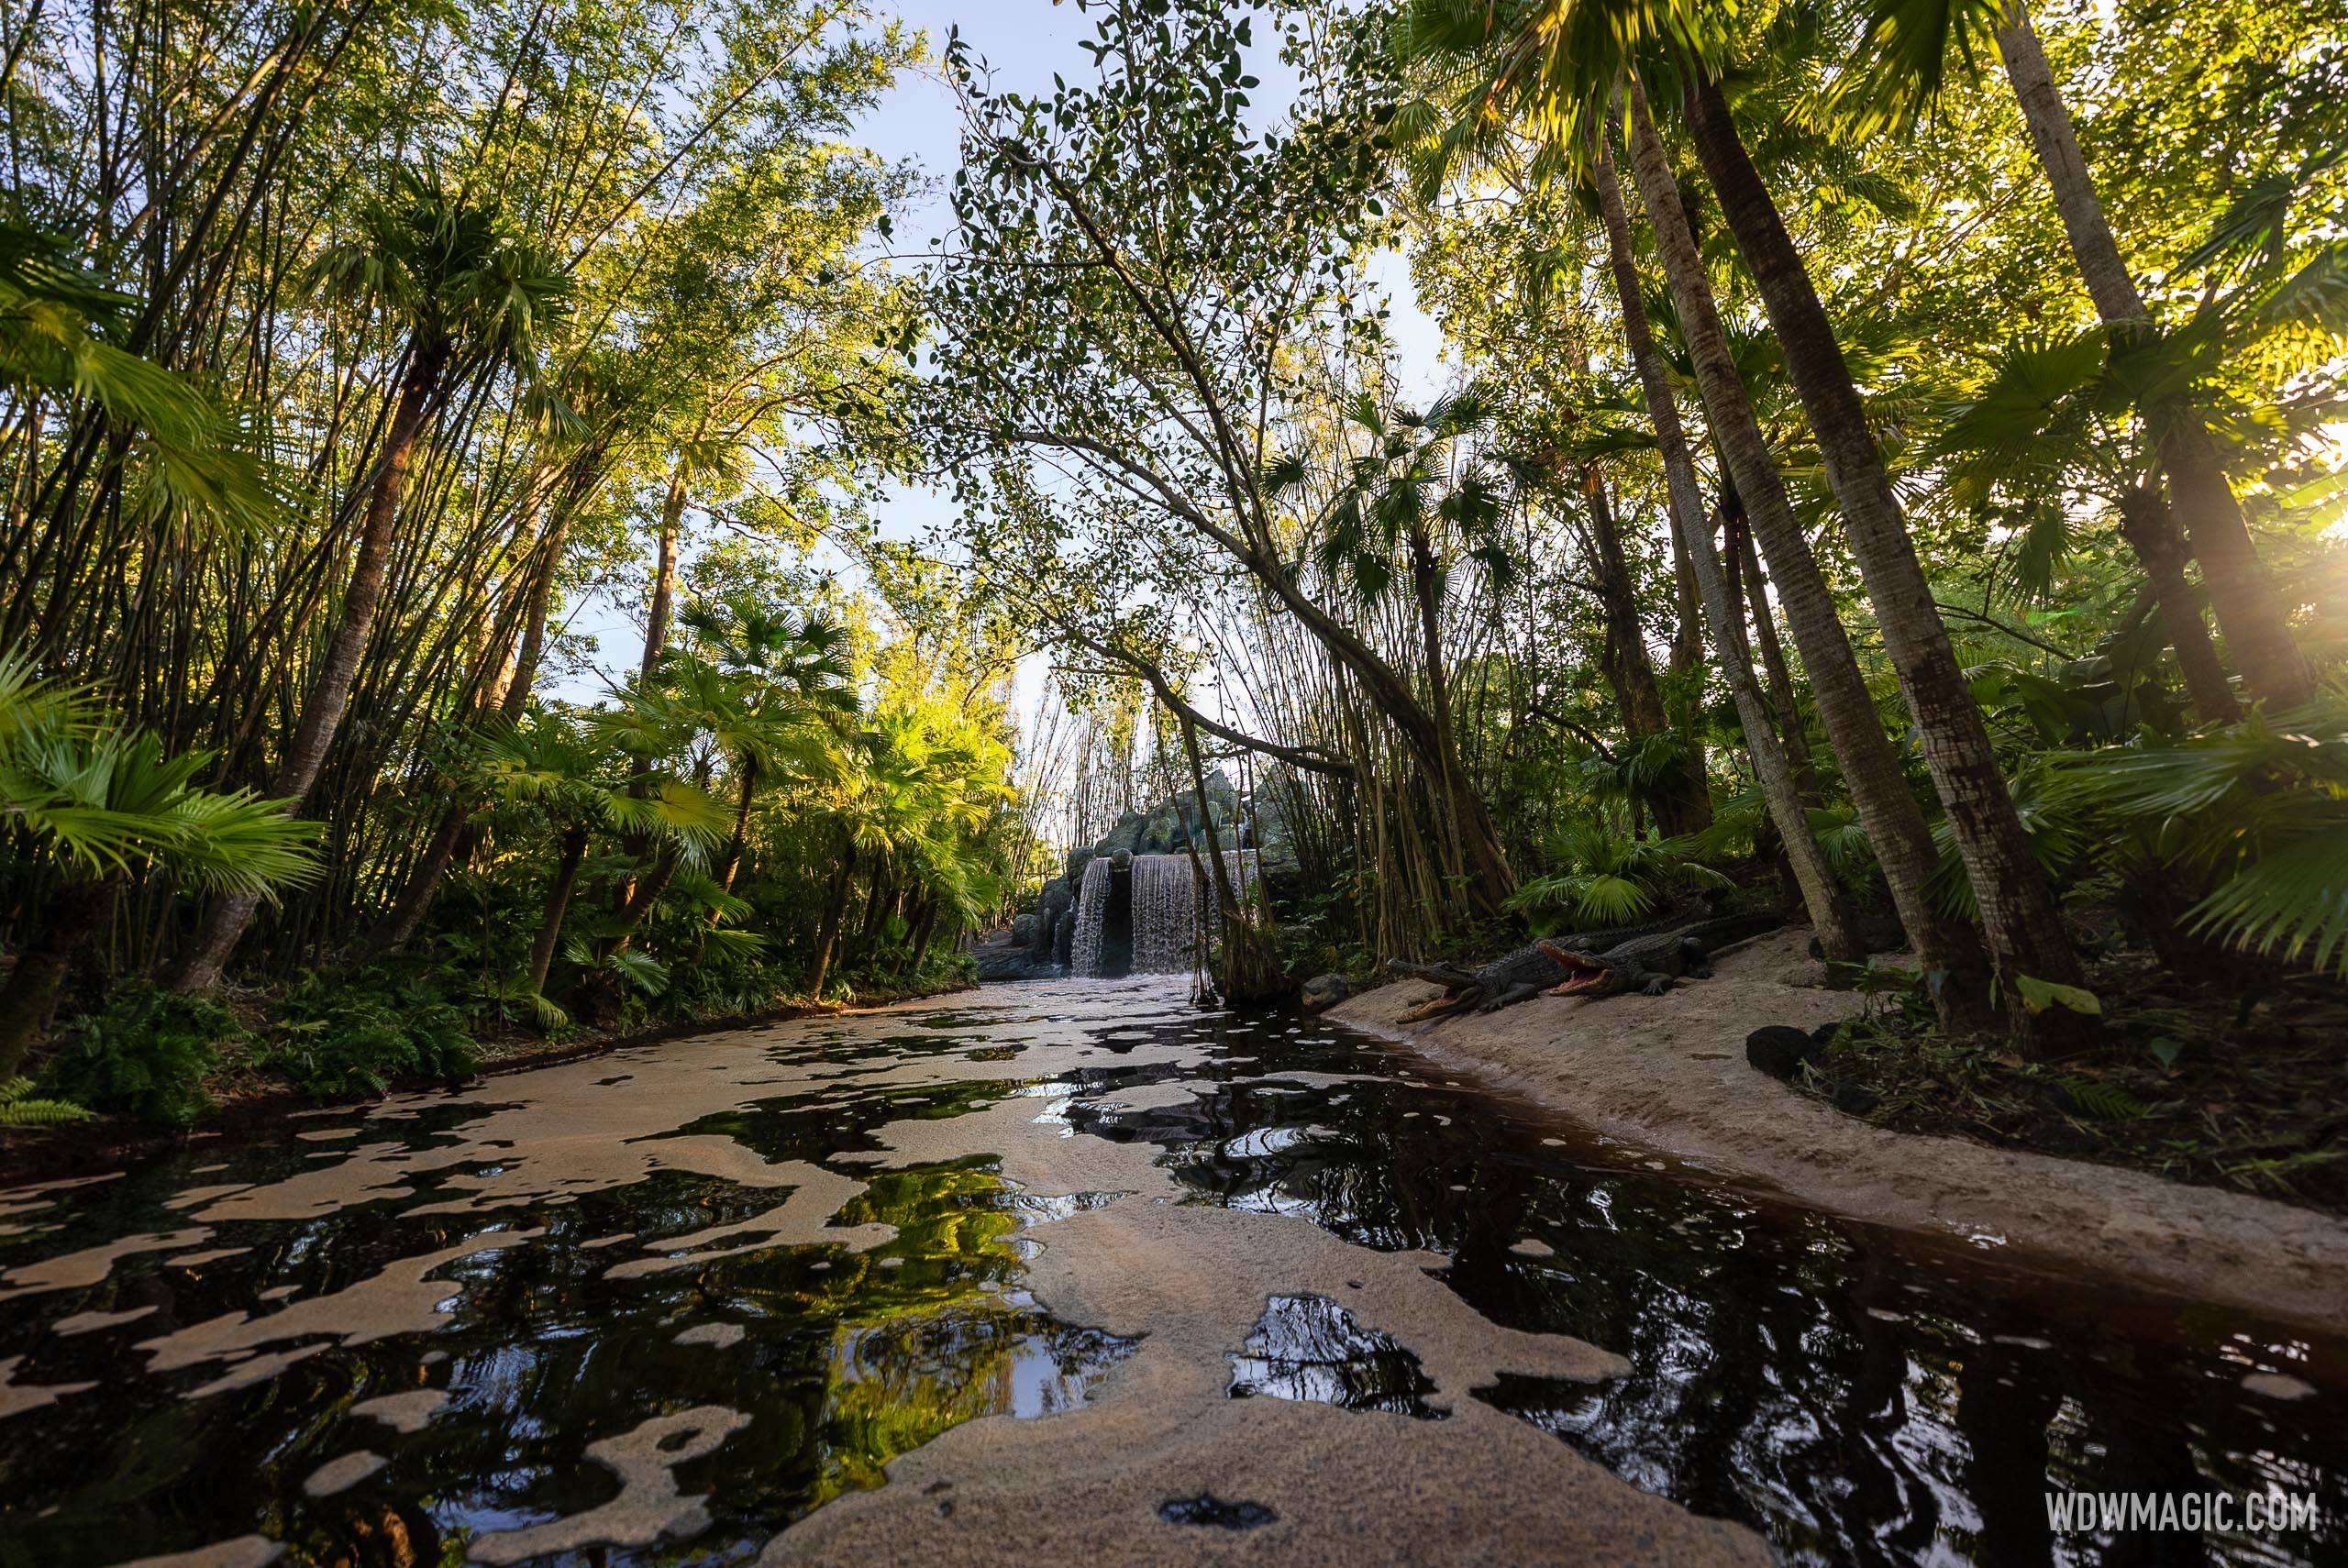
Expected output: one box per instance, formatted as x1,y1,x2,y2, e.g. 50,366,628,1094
1213,913,1288,1004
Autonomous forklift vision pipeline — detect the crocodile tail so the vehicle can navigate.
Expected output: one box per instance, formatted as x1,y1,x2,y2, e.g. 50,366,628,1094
1697,911,1785,947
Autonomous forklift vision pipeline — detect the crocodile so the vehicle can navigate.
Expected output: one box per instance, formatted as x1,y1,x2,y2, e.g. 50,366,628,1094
1388,908,1710,1022
1542,911,1786,999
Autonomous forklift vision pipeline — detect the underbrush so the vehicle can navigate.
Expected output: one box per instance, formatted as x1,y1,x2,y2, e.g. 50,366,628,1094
1811,957,2348,1214
271,968,479,1098
2,945,980,1139
35,984,240,1127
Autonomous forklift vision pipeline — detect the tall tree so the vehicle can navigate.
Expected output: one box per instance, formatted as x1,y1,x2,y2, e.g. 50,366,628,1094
1667,72,2090,1043
177,170,566,990
1587,134,1857,954
1851,0,2310,708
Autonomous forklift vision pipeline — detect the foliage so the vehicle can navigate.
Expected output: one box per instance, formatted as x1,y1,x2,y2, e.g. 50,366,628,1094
1505,822,1730,931
2045,699,2348,977
0,650,321,891
0,1077,95,1128
271,971,478,1100
39,986,238,1127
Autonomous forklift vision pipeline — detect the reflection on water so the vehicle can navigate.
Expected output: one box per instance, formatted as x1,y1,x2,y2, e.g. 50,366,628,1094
1226,1293,1447,1419
1058,1017,2348,1568
0,989,2342,1568
0,1110,1135,1566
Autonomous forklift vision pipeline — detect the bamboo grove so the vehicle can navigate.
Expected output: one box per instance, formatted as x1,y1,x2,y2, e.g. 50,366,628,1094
0,0,1034,1094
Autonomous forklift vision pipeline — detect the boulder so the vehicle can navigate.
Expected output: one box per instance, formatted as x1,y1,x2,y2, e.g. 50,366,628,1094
1011,912,1037,947
1033,878,1073,958
1052,907,1076,968
1300,974,1351,1015
1744,1025,1821,1082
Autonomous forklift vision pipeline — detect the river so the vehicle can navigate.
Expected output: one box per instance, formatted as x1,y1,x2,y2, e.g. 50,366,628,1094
1,977,2341,1565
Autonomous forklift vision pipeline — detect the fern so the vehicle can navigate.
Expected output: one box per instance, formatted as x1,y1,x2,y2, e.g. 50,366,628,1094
2052,1077,2153,1121
271,969,477,1098
39,985,233,1127
0,1077,94,1127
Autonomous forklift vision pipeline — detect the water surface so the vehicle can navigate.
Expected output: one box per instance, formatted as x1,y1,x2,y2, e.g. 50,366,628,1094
1,980,2340,1566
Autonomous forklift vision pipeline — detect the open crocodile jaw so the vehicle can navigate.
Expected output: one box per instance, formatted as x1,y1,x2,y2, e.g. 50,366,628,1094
1542,950,1614,996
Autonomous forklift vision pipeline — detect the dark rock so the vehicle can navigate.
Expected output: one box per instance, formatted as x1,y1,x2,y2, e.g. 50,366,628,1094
1300,973,1351,1014
972,928,1059,981
1810,1020,1843,1047
1158,1495,1277,1530
1052,906,1076,968
1831,1079,1881,1115
1033,878,1073,959
1011,912,1037,947
1745,1025,1822,1082
1809,909,1909,960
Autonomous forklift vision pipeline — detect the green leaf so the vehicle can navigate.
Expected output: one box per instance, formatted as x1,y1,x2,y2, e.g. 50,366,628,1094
2015,974,2101,1017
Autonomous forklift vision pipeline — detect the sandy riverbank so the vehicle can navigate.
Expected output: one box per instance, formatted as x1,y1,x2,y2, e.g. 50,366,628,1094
1327,929,2348,1343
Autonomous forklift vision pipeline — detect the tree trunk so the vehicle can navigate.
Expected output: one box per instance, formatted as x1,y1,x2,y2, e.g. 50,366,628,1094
2113,487,2240,723
177,336,452,993
370,469,589,955
369,801,473,951
1675,75,2083,1044
1661,487,1713,829
1592,132,1857,957
1585,470,1710,834
504,469,593,723
1406,531,1468,880
713,753,760,911
905,899,938,977
0,878,106,1078
526,825,591,997
641,463,688,681
1623,89,1991,1020
608,847,682,955
1731,502,1819,802
1996,6,2307,710
806,829,857,999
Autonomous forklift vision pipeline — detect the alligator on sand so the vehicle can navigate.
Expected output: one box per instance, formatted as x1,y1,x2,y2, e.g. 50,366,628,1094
1389,909,1785,1022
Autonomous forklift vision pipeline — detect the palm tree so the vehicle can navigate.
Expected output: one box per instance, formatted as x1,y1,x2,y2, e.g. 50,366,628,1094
1604,107,1994,1010
471,712,726,1004
1655,68,2093,1045
1925,329,2240,723
177,166,568,991
1312,388,1614,840
1261,392,1526,913
1393,5,1988,1005
1584,130,1859,955
1846,0,2309,709
1397,0,2077,1037
0,218,282,602
675,595,856,902
0,655,317,1074
806,704,1006,999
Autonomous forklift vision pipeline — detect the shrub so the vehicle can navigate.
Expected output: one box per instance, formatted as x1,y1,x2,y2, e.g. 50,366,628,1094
39,984,238,1126
271,970,476,1099
0,1076,94,1127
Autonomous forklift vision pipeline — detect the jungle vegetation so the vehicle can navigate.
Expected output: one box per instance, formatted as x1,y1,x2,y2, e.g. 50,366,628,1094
2,0,2343,1187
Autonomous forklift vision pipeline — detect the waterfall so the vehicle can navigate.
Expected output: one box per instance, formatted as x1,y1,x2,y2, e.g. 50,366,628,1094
1128,856,1194,974
1070,856,1112,977
1075,852,1256,977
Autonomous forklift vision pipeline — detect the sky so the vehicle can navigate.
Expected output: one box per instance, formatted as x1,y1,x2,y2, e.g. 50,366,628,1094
551,0,1456,708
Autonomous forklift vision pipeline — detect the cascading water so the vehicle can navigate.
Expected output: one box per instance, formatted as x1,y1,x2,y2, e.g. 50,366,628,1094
1070,857,1113,977
1074,852,1256,977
